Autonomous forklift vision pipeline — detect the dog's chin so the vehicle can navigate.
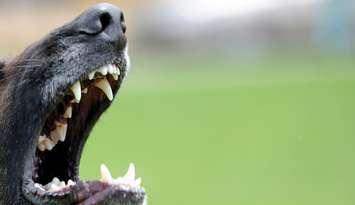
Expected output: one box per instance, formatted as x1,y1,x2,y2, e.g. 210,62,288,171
21,59,146,205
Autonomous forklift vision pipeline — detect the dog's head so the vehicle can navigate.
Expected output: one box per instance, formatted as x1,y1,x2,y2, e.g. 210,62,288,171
0,3,146,205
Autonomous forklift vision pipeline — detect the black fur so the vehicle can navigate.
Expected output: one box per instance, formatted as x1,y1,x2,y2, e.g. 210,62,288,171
0,3,144,205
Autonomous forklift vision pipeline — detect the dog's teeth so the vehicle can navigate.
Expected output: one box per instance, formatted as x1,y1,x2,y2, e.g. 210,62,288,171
112,74,119,80
34,183,45,191
64,106,72,118
70,81,81,103
100,164,113,182
44,138,55,151
94,78,113,101
38,143,46,152
50,132,58,144
58,123,68,142
37,135,46,151
88,71,95,80
115,66,121,76
38,135,46,143
98,66,108,76
52,177,60,185
59,181,66,188
50,129,60,144
67,180,76,186
108,65,115,74
82,88,88,94
49,183,60,192
124,163,136,181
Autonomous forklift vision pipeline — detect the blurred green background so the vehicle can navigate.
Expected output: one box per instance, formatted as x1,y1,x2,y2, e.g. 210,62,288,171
1,0,355,204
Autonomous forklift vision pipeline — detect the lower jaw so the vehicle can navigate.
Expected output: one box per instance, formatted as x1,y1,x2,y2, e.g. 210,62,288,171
23,163,146,205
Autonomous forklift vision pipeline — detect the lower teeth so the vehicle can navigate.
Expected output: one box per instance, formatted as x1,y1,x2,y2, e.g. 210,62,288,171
34,163,142,193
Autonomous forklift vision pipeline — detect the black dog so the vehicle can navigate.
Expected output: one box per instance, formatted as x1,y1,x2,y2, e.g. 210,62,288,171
0,3,146,205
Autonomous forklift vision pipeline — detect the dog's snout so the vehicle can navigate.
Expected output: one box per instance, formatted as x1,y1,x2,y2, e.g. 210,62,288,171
76,3,126,47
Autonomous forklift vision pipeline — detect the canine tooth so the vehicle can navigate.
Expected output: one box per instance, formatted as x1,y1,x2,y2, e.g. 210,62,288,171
100,164,113,182
82,88,88,94
70,81,81,103
51,122,67,142
124,163,136,181
94,78,113,101
88,71,95,80
64,106,72,118
98,66,108,76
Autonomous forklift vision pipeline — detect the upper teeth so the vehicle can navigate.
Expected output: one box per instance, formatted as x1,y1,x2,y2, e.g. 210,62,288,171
72,64,119,103
37,120,68,151
88,72,95,80
70,82,81,103
38,64,120,152
71,64,120,103
98,66,108,76
64,106,72,118
94,64,121,78
94,78,113,101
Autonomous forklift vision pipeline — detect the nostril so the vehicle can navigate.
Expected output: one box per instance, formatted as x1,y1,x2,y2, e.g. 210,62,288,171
99,12,112,32
78,4,126,37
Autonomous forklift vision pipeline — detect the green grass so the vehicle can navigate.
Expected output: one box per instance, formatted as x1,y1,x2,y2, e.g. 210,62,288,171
80,55,355,205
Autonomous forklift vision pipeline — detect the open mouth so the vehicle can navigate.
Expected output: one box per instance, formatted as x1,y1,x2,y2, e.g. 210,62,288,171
22,63,145,204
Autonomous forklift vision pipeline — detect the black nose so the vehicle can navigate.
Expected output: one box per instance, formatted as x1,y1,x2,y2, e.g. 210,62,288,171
75,3,126,45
